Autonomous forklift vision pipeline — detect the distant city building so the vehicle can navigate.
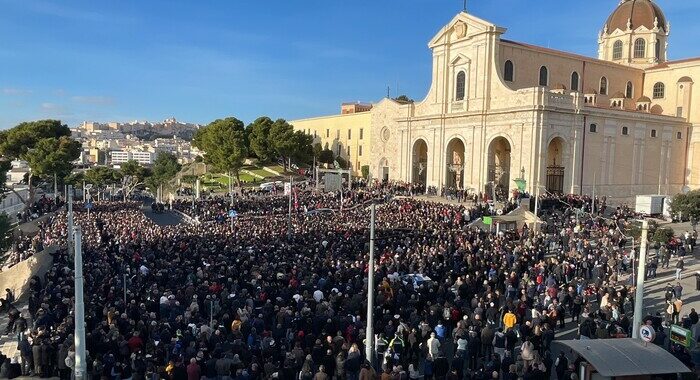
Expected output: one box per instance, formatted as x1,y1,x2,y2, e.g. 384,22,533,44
341,102,373,114
74,117,203,167
110,150,155,165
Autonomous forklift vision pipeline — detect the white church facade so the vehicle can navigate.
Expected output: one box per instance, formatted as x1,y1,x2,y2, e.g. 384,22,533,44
292,0,700,202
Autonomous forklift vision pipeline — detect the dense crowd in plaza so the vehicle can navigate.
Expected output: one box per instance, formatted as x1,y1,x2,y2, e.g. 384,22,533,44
2,195,63,269
0,182,696,379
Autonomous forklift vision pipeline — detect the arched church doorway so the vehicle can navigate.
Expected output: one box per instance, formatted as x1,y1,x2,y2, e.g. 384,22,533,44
412,139,428,185
546,138,566,194
487,137,511,201
445,138,466,189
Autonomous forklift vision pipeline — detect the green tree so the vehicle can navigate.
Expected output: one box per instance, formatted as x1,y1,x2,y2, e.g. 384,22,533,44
193,117,248,186
268,119,296,169
313,143,323,160
361,165,370,179
64,172,85,188
670,191,700,221
247,117,275,163
0,120,80,209
652,227,675,245
318,149,335,166
335,156,349,169
23,136,81,180
0,213,12,251
290,130,314,164
394,95,414,103
84,166,122,201
626,220,659,242
119,160,150,201
150,152,182,186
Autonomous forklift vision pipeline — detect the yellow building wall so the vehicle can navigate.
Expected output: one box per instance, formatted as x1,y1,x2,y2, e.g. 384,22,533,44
290,112,372,175
499,42,645,107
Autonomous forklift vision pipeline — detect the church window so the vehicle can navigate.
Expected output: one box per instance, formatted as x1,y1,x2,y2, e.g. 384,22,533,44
653,82,665,99
613,40,623,60
599,77,608,95
621,127,629,136
590,124,597,133
337,143,342,156
570,72,580,92
539,66,549,86
625,81,633,99
455,71,466,101
677,132,683,140
634,38,646,58
651,129,657,138
503,60,514,82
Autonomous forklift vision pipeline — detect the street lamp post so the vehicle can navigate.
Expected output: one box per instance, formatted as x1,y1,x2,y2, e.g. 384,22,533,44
632,219,650,339
365,203,376,364
73,226,87,379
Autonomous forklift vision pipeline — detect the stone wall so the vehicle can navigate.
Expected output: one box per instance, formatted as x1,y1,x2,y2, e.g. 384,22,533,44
0,246,57,300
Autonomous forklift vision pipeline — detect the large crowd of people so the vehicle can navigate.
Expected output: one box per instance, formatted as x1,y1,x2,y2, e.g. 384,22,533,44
1,183,696,379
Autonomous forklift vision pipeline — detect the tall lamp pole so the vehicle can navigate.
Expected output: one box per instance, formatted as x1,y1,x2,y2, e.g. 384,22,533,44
287,176,293,240
365,203,376,363
73,226,87,379
67,186,74,256
632,219,649,339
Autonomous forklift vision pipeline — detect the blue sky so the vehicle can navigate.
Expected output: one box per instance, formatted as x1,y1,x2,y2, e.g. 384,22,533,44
1,0,699,129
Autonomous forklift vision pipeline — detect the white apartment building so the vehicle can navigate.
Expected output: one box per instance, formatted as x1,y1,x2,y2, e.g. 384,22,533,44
110,150,154,165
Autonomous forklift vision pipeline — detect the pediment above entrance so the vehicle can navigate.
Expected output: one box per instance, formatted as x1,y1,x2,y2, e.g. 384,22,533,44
428,12,505,48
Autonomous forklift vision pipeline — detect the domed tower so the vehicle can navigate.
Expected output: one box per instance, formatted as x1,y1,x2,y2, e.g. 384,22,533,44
598,0,669,68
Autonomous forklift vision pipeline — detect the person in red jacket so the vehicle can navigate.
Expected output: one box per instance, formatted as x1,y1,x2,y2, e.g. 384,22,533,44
127,332,143,353
187,358,201,380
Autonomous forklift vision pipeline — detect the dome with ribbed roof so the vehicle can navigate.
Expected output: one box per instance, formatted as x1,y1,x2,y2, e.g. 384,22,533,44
605,0,667,33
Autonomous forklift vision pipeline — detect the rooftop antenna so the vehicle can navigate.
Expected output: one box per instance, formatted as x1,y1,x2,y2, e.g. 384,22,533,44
387,86,390,98
463,0,467,12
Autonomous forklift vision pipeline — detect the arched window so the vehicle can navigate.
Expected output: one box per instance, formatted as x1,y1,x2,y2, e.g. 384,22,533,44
613,40,623,60
621,127,629,136
503,60,514,82
539,66,549,86
590,124,597,133
599,77,608,95
455,71,466,101
625,81,633,98
570,72,580,92
634,38,646,58
653,82,665,99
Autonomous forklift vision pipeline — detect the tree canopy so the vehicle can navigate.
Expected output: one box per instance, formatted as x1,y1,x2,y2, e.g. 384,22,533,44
0,120,72,159
23,136,81,180
247,117,275,163
148,152,182,190
670,190,700,221
193,117,248,182
0,120,80,208
84,166,122,188
268,119,313,169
